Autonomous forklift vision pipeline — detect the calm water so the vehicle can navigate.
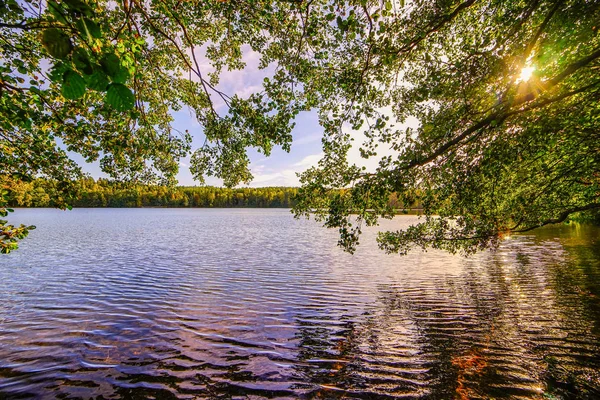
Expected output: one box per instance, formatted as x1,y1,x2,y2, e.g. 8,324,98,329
0,209,599,399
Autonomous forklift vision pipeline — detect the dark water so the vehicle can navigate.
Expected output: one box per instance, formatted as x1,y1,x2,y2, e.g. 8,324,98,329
0,209,599,399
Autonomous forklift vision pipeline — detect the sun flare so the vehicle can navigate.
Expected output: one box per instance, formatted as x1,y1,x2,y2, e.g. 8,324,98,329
517,66,535,83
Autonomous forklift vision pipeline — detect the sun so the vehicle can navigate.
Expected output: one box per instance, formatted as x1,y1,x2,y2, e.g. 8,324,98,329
517,66,535,83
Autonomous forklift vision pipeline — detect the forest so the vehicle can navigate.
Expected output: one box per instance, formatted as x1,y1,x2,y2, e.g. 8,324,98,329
2,177,412,209
3,178,298,208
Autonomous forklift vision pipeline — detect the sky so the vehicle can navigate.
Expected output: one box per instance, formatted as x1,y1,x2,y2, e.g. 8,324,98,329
77,45,419,187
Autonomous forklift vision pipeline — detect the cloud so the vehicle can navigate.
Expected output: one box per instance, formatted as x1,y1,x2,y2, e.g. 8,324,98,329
248,170,301,187
294,152,324,168
246,152,323,187
185,44,274,112
293,132,322,146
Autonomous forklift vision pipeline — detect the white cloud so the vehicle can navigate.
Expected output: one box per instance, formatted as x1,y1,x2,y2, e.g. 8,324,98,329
294,152,324,168
294,132,322,146
246,152,323,187
248,170,301,187
185,44,274,112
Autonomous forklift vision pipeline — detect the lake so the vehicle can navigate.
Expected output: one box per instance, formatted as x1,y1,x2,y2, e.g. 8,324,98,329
0,209,599,399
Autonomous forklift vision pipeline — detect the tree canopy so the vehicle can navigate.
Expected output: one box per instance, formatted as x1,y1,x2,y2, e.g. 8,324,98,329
292,0,600,254
1,0,599,253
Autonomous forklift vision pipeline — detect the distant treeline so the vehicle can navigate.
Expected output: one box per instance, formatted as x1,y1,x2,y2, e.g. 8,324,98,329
1,177,419,209
3,178,298,208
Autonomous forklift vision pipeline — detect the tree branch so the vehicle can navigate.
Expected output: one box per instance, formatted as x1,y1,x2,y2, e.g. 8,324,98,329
513,203,600,232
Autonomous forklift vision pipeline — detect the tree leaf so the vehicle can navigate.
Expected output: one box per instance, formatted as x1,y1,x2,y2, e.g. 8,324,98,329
76,18,102,40
111,65,130,84
72,47,93,75
41,28,73,59
100,53,121,78
46,0,68,23
63,0,93,17
86,69,109,91
62,70,86,99
106,83,135,111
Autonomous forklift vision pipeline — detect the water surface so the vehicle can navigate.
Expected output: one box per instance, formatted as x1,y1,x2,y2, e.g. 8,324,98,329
1,209,599,399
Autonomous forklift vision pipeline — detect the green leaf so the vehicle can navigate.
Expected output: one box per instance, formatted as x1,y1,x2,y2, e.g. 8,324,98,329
72,47,93,75
100,52,130,83
46,0,68,23
49,61,68,82
76,18,102,40
41,28,73,59
100,53,121,78
62,70,86,99
63,0,93,17
111,65,130,84
86,69,109,91
106,83,135,111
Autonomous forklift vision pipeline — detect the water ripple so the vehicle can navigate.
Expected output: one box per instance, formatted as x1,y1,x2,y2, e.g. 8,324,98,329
0,209,599,398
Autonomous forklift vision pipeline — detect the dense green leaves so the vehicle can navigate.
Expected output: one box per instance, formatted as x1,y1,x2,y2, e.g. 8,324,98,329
100,53,121,78
86,70,109,91
72,48,94,75
76,18,102,40
291,0,600,254
2,177,303,209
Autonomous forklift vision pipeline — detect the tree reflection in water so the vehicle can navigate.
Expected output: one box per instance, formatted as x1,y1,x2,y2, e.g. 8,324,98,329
291,224,600,399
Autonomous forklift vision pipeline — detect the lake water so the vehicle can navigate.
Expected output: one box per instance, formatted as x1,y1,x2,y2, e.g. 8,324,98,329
0,209,599,399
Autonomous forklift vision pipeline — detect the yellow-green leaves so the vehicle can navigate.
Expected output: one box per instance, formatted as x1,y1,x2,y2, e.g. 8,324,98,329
0,190,35,254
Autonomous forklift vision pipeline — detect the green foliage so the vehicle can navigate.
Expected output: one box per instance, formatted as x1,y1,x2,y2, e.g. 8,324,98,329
289,0,600,254
106,83,135,111
62,70,86,99
41,28,73,59
2,177,415,211
0,189,35,253
0,0,312,250
2,0,598,254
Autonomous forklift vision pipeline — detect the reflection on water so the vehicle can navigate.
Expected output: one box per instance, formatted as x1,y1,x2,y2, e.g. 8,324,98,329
0,209,599,399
